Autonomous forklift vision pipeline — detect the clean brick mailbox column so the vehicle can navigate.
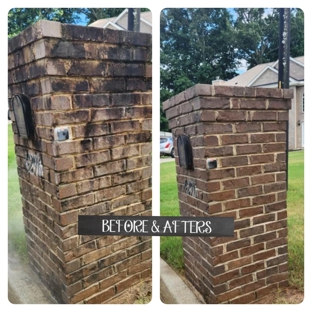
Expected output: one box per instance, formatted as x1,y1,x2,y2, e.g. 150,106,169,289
163,84,292,303
8,20,152,303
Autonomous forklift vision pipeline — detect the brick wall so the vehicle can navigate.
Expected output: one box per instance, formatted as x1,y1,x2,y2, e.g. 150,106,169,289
163,84,292,303
8,20,152,303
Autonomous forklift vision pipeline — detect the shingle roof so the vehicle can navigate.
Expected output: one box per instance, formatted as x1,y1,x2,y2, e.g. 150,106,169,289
88,10,152,33
224,56,304,87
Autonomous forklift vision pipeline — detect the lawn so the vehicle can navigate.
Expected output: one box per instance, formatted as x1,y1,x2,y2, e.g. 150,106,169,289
160,151,304,290
8,124,28,262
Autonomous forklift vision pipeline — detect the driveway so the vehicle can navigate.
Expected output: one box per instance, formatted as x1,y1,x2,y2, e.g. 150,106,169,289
160,157,175,164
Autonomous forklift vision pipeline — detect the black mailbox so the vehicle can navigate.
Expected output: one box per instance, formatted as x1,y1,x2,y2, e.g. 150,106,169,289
177,134,194,169
12,94,35,139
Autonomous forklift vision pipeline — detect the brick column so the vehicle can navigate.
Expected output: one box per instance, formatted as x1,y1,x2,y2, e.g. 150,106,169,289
8,20,152,303
163,84,292,303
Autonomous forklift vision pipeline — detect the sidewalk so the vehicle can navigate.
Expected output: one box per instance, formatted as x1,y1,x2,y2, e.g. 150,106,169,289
8,249,57,304
8,248,201,304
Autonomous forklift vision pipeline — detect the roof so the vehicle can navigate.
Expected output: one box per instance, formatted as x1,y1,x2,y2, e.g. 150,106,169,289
224,56,304,87
88,9,152,33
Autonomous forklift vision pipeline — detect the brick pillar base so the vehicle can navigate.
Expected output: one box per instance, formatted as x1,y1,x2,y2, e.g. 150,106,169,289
163,84,292,303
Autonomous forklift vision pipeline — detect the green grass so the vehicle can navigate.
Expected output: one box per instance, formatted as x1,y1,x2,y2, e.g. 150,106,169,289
286,151,304,290
159,161,184,271
160,150,304,290
8,125,28,262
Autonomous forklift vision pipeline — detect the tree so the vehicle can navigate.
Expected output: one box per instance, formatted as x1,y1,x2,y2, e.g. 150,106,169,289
234,8,304,69
78,8,125,25
80,8,150,25
8,8,151,38
8,8,84,38
160,8,239,131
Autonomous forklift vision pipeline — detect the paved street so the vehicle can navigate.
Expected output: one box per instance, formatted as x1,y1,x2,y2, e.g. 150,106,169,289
160,157,175,164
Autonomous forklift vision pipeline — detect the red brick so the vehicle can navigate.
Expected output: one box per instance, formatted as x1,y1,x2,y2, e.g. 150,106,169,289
237,185,262,198
217,288,241,303
265,220,287,231
236,144,262,155
251,111,277,121
256,284,278,300
256,88,283,98
240,243,265,257
240,98,266,109
209,190,236,201
226,239,251,252
278,111,289,121
70,284,100,304
201,110,216,121
264,182,286,193
54,157,75,171
222,177,250,190
267,237,287,249
213,85,245,97
265,200,287,213
236,165,262,176
229,274,253,289
212,248,238,265
84,287,115,304
202,123,233,134
227,256,252,271
277,210,287,220
58,184,77,199
75,150,110,167
217,111,246,121
254,232,276,244
204,135,219,146
221,134,248,145
239,205,263,218
221,156,248,167
235,122,261,133
230,292,256,304
249,154,274,164
212,269,240,284
268,99,291,110
263,122,287,132
253,213,276,225
225,198,251,211
263,143,286,153
251,173,275,185
253,249,276,261
240,225,264,238
205,146,233,157
250,133,275,143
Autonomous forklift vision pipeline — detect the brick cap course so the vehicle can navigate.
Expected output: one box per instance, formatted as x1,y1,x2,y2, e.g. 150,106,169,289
163,84,294,111
9,20,152,54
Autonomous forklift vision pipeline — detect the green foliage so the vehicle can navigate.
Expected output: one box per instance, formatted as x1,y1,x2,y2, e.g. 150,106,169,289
78,8,125,25
286,151,304,290
8,125,28,262
8,8,84,38
160,8,239,109
80,8,150,25
160,8,304,130
234,8,304,69
8,8,151,38
160,161,184,270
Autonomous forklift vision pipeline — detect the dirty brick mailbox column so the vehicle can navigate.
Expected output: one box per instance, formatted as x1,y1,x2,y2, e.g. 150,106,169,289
163,84,292,303
8,20,152,303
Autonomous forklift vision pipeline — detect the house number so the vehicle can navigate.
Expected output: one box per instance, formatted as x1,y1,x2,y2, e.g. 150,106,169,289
184,179,197,198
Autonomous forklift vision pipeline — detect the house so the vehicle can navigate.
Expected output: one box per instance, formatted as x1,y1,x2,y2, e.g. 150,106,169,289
88,9,152,34
214,56,304,150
